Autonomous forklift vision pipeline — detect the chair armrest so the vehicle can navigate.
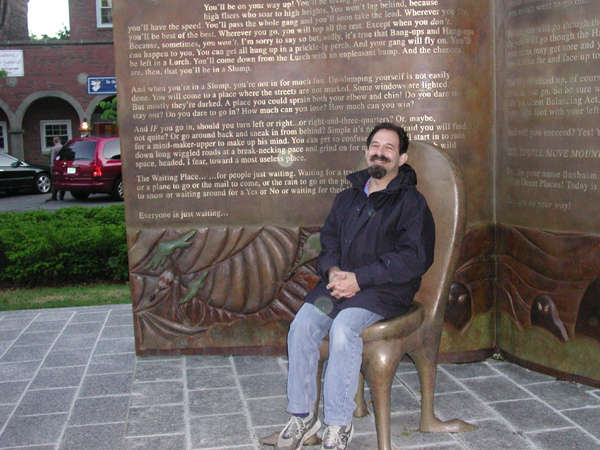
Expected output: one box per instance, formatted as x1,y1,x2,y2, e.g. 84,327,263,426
360,303,425,342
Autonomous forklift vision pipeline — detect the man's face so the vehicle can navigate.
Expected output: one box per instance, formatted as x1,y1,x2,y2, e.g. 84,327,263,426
365,129,407,179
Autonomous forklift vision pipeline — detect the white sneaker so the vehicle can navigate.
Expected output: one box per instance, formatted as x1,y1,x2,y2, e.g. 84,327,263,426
321,424,354,449
276,413,321,449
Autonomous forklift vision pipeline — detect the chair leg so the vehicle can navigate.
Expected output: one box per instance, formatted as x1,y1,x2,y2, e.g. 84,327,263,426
353,371,369,417
362,352,398,450
410,348,477,433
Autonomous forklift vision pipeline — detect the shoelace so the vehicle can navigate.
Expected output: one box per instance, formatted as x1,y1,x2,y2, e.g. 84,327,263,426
322,425,343,447
284,416,305,438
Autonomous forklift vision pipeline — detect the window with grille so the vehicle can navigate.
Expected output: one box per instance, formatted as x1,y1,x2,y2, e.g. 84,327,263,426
40,120,72,152
96,0,112,28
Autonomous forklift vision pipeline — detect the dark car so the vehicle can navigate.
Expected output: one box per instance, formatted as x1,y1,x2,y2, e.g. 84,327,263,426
52,136,123,201
0,153,51,195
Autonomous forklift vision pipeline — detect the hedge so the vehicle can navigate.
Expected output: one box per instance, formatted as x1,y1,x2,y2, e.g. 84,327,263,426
0,205,128,287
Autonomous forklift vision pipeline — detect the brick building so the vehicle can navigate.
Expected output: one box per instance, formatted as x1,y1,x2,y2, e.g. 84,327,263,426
0,0,116,165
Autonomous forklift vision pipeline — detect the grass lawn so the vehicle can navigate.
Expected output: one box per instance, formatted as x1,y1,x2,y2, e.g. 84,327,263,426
0,283,131,311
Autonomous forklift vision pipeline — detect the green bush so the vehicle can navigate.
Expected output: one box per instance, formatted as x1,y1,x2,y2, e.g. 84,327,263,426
0,206,128,286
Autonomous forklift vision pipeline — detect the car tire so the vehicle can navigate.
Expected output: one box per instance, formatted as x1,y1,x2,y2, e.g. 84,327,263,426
112,177,124,201
35,173,51,194
71,191,90,200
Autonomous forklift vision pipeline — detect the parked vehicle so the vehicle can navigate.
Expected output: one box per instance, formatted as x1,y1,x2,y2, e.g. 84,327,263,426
0,153,51,195
52,136,123,201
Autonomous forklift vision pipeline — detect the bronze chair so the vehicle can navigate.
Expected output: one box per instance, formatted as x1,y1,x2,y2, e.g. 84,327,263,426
314,141,474,449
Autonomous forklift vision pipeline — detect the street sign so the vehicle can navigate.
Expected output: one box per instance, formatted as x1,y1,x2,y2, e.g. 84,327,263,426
87,76,117,94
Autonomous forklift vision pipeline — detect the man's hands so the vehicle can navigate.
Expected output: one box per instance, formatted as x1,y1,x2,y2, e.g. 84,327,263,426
326,267,360,299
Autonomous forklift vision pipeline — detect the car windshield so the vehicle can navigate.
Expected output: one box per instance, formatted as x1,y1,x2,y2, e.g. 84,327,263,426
58,141,96,161
0,153,18,166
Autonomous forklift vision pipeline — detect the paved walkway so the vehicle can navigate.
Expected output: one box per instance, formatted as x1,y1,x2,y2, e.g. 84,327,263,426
0,192,121,213
0,305,599,449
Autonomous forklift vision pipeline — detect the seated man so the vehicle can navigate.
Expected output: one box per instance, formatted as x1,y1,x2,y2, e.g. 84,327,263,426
277,122,435,450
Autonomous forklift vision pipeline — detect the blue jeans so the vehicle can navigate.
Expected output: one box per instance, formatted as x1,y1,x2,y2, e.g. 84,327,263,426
286,303,383,426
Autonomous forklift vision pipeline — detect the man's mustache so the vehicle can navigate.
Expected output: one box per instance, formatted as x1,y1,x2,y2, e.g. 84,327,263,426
370,154,391,163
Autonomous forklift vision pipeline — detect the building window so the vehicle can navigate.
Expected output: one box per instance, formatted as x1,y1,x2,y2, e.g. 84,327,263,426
96,0,113,28
40,121,72,152
0,122,7,153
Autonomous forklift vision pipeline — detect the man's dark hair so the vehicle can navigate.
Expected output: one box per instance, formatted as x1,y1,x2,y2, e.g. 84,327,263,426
366,122,409,154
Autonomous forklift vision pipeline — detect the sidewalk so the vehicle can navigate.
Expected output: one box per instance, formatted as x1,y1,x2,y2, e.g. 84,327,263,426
0,192,121,213
0,305,599,449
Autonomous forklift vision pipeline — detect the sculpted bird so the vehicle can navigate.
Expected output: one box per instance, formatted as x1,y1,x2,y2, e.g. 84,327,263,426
531,295,568,342
145,230,196,270
444,281,472,331
288,232,322,276
179,272,208,305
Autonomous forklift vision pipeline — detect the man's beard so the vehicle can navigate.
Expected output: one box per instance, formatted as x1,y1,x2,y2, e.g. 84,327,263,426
368,154,391,179
368,164,387,179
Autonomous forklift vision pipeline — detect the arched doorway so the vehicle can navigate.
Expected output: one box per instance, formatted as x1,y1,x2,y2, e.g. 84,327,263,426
576,277,600,342
22,97,80,166
0,109,9,154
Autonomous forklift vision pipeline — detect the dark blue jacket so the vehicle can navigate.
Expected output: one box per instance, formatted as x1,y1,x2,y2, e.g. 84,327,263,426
305,164,435,319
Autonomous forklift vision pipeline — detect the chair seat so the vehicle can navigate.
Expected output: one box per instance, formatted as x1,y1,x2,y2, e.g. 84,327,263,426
360,303,425,343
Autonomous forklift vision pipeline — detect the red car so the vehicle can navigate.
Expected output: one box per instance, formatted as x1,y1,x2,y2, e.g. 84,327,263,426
52,136,123,201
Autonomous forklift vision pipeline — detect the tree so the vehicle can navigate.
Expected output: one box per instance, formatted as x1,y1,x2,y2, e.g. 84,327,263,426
99,96,117,123
29,25,70,41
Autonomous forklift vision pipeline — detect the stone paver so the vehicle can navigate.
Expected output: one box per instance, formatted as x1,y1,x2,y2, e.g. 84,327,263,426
0,304,599,449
